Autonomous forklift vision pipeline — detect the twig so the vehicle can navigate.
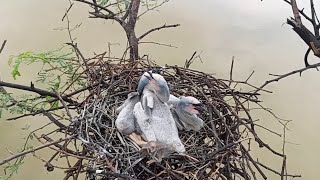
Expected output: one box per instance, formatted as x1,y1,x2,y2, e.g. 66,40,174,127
282,0,312,23
73,0,122,23
256,62,320,93
42,111,68,129
241,145,267,180
255,160,301,178
139,41,177,48
54,90,73,120
138,24,180,41
0,40,7,54
0,136,74,166
229,56,235,86
310,0,319,37
0,81,76,104
290,0,303,27
138,0,169,18
62,2,74,21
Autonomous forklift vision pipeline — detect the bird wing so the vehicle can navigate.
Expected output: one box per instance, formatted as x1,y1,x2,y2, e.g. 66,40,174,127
171,110,184,131
115,93,140,135
141,90,155,118
167,94,179,106
116,92,139,114
133,102,157,142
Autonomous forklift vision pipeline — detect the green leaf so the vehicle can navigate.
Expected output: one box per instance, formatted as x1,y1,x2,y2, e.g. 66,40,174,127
11,66,21,80
52,101,59,109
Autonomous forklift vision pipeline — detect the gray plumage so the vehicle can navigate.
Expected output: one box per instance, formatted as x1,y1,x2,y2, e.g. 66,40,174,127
168,95,204,131
137,72,170,103
134,77,185,153
115,92,140,135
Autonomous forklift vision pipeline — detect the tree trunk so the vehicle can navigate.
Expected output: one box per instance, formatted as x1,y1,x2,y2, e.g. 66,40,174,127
127,31,139,60
124,0,140,61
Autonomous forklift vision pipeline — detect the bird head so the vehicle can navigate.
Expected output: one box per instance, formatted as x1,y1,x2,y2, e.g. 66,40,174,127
137,71,170,103
179,96,203,115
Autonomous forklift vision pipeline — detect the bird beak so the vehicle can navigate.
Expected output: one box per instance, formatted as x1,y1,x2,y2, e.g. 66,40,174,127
146,71,154,79
193,103,204,111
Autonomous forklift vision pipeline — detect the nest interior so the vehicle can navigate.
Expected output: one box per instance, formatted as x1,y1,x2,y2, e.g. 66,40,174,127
67,59,266,180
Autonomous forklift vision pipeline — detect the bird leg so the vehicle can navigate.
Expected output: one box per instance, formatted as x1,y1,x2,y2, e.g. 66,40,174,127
128,132,148,146
128,133,166,162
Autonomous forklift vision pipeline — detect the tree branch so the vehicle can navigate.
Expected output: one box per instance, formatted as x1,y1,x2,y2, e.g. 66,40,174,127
121,0,133,21
125,0,140,31
0,40,7,54
310,0,319,37
287,18,320,58
73,0,122,23
0,81,77,104
0,136,75,166
255,160,301,178
6,106,74,121
282,0,312,23
138,24,180,41
42,111,68,129
256,62,320,92
289,0,303,27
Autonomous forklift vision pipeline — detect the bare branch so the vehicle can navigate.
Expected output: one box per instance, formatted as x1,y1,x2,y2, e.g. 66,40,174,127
229,56,235,86
0,81,77,104
0,40,7,54
138,24,180,41
255,160,301,178
54,90,73,120
0,136,74,166
122,0,133,21
62,2,74,21
257,62,320,92
6,106,74,121
138,0,169,18
282,0,312,23
42,111,68,129
73,0,122,23
310,0,319,37
138,41,177,48
290,0,303,27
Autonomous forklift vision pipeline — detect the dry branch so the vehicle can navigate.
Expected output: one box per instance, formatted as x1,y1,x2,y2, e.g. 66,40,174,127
280,0,320,66
138,24,180,40
0,81,77,104
0,40,7,54
0,136,74,166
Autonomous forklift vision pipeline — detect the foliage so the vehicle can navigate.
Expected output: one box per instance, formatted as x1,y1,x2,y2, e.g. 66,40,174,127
8,47,86,91
2,160,24,180
0,46,88,119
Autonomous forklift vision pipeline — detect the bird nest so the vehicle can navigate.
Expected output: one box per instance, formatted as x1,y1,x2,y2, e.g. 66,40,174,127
28,58,288,180
58,59,271,180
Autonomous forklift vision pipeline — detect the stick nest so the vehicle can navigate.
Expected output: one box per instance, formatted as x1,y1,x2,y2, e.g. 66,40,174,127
59,59,265,180
29,59,293,180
